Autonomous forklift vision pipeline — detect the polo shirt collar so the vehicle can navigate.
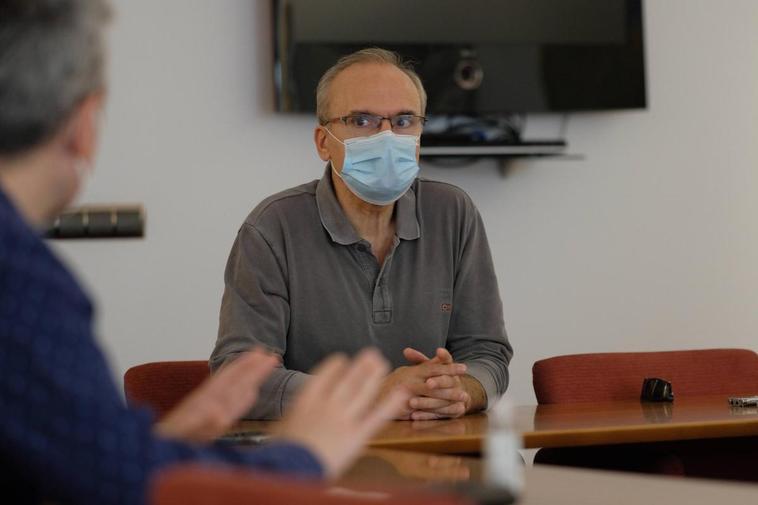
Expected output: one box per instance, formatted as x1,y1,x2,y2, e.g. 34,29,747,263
315,164,421,245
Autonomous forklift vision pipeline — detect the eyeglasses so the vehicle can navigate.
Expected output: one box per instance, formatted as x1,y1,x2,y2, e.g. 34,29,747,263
321,113,427,136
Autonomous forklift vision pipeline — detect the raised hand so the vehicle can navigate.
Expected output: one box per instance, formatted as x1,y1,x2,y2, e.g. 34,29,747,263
273,348,409,479
155,348,279,442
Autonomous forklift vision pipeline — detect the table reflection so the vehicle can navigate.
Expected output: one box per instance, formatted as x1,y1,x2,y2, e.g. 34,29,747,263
342,449,479,486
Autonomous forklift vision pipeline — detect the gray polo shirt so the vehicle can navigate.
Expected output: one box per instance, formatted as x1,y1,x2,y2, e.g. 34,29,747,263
211,166,512,419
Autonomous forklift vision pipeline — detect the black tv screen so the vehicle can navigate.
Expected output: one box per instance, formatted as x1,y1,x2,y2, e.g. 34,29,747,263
273,0,646,115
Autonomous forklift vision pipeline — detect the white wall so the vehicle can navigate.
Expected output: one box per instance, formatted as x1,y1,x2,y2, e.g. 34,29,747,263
54,0,758,404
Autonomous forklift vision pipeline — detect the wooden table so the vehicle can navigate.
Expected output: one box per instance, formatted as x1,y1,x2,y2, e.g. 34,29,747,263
519,395,758,449
339,449,758,505
236,395,758,454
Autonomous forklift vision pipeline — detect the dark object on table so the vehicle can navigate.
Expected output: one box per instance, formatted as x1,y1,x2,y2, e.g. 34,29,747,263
641,378,674,402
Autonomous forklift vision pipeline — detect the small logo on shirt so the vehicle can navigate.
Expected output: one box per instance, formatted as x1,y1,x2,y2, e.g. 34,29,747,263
441,303,452,313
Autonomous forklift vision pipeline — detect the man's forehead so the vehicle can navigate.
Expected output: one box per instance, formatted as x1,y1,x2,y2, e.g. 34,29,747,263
328,63,420,115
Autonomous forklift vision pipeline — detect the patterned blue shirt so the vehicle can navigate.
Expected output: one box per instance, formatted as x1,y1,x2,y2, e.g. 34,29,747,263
0,187,322,505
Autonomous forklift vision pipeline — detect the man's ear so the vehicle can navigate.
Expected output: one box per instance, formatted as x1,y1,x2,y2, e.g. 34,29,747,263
314,126,331,162
65,93,105,162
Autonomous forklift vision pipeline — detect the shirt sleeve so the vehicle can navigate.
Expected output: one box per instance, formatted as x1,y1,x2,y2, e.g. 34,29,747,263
0,243,322,505
445,199,513,409
211,223,309,419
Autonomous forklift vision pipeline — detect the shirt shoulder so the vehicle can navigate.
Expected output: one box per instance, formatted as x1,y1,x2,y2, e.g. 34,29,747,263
241,179,319,231
415,178,479,220
0,201,91,315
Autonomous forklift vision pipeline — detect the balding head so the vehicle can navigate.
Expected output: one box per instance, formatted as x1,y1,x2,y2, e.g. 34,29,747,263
316,48,426,125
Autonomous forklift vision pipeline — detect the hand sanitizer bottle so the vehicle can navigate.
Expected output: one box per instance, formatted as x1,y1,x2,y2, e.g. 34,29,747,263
485,397,524,498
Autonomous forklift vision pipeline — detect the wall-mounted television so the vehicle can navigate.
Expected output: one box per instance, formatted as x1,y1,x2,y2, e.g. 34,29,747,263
273,0,646,117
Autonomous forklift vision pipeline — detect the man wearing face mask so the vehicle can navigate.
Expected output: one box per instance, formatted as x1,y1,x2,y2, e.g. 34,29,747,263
212,48,513,421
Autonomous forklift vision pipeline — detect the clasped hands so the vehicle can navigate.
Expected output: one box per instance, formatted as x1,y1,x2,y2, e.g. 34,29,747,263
380,347,482,421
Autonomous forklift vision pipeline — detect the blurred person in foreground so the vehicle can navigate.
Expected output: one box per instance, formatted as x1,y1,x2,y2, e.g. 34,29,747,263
0,1,407,504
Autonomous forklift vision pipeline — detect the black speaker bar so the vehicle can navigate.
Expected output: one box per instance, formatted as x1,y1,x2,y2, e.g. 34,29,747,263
46,205,145,239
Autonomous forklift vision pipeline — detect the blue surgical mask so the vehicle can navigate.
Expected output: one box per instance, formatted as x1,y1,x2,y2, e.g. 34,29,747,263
326,129,420,206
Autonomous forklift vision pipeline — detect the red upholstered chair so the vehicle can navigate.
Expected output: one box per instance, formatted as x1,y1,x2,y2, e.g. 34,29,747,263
124,361,210,419
531,348,758,481
150,465,474,505
533,348,758,404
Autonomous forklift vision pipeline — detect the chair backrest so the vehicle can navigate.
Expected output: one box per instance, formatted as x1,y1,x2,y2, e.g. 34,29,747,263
124,360,209,418
150,465,473,505
533,348,758,404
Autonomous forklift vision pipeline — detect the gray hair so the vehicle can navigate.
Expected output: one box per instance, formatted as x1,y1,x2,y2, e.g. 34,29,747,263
0,0,111,156
316,48,427,124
